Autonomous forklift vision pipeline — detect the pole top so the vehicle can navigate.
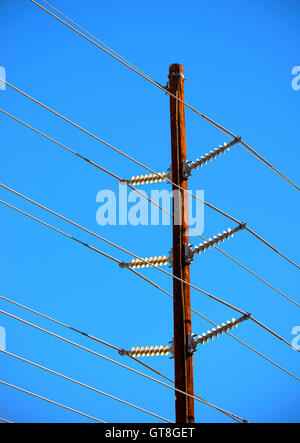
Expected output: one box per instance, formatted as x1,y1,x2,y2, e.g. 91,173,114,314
169,64,184,77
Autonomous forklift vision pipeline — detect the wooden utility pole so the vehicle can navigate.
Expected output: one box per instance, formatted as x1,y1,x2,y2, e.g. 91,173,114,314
169,63,195,423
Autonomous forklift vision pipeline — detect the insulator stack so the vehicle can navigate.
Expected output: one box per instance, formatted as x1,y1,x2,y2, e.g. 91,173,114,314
120,255,170,269
193,223,246,256
185,137,242,175
127,172,170,186
195,313,251,347
129,345,173,358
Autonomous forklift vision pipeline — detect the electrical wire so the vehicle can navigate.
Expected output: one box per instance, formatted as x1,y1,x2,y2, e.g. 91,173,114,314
0,196,298,353
0,379,104,423
1,81,298,271
0,294,173,384
0,195,250,315
1,0,297,421
189,227,300,308
0,349,172,423
3,291,298,386
0,199,122,265
0,295,246,422
1,349,246,423
1,292,299,396
193,310,300,383
0,418,13,424
0,309,248,422
245,226,300,270
0,110,297,309
30,0,300,192
40,0,156,83
1,110,297,306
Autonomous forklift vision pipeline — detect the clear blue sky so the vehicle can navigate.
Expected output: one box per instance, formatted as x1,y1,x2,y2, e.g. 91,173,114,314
0,0,299,423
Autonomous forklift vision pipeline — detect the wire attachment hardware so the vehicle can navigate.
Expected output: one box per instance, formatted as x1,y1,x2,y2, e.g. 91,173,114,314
120,255,171,270
119,224,245,270
124,344,173,358
192,223,246,257
120,314,250,359
183,137,242,179
185,244,195,265
189,313,251,351
125,168,171,186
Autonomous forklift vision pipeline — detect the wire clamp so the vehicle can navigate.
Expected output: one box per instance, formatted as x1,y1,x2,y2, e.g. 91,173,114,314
185,244,194,265
187,333,197,355
182,160,192,180
118,349,129,357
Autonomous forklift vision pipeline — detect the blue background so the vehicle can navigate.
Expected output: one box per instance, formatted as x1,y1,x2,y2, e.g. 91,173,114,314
0,0,299,423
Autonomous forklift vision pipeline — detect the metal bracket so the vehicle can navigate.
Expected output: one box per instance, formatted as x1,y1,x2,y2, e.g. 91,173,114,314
185,244,194,265
169,249,173,268
118,349,129,357
187,333,197,355
168,72,185,80
182,160,192,180
169,339,175,359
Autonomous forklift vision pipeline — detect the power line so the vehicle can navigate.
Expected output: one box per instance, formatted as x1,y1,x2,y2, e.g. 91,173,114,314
0,107,179,232
0,349,172,423
0,196,297,352
0,195,251,316
29,0,300,192
40,0,156,83
1,109,297,305
0,308,248,422
0,296,246,423
0,294,173,384
0,418,13,424
189,227,300,308
0,108,121,181
0,198,122,265
0,117,295,308
3,0,297,422
2,286,299,386
0,379,104,423
226,333,300,383
195,311,300,383
1,82,298,271
245,226,300,270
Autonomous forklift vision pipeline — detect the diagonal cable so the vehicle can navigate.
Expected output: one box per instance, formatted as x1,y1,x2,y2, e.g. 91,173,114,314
1,85,298,270
0,197,298,352
0,379,104,422
0,308,249,422
29,0,300,192
0,349,172,423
